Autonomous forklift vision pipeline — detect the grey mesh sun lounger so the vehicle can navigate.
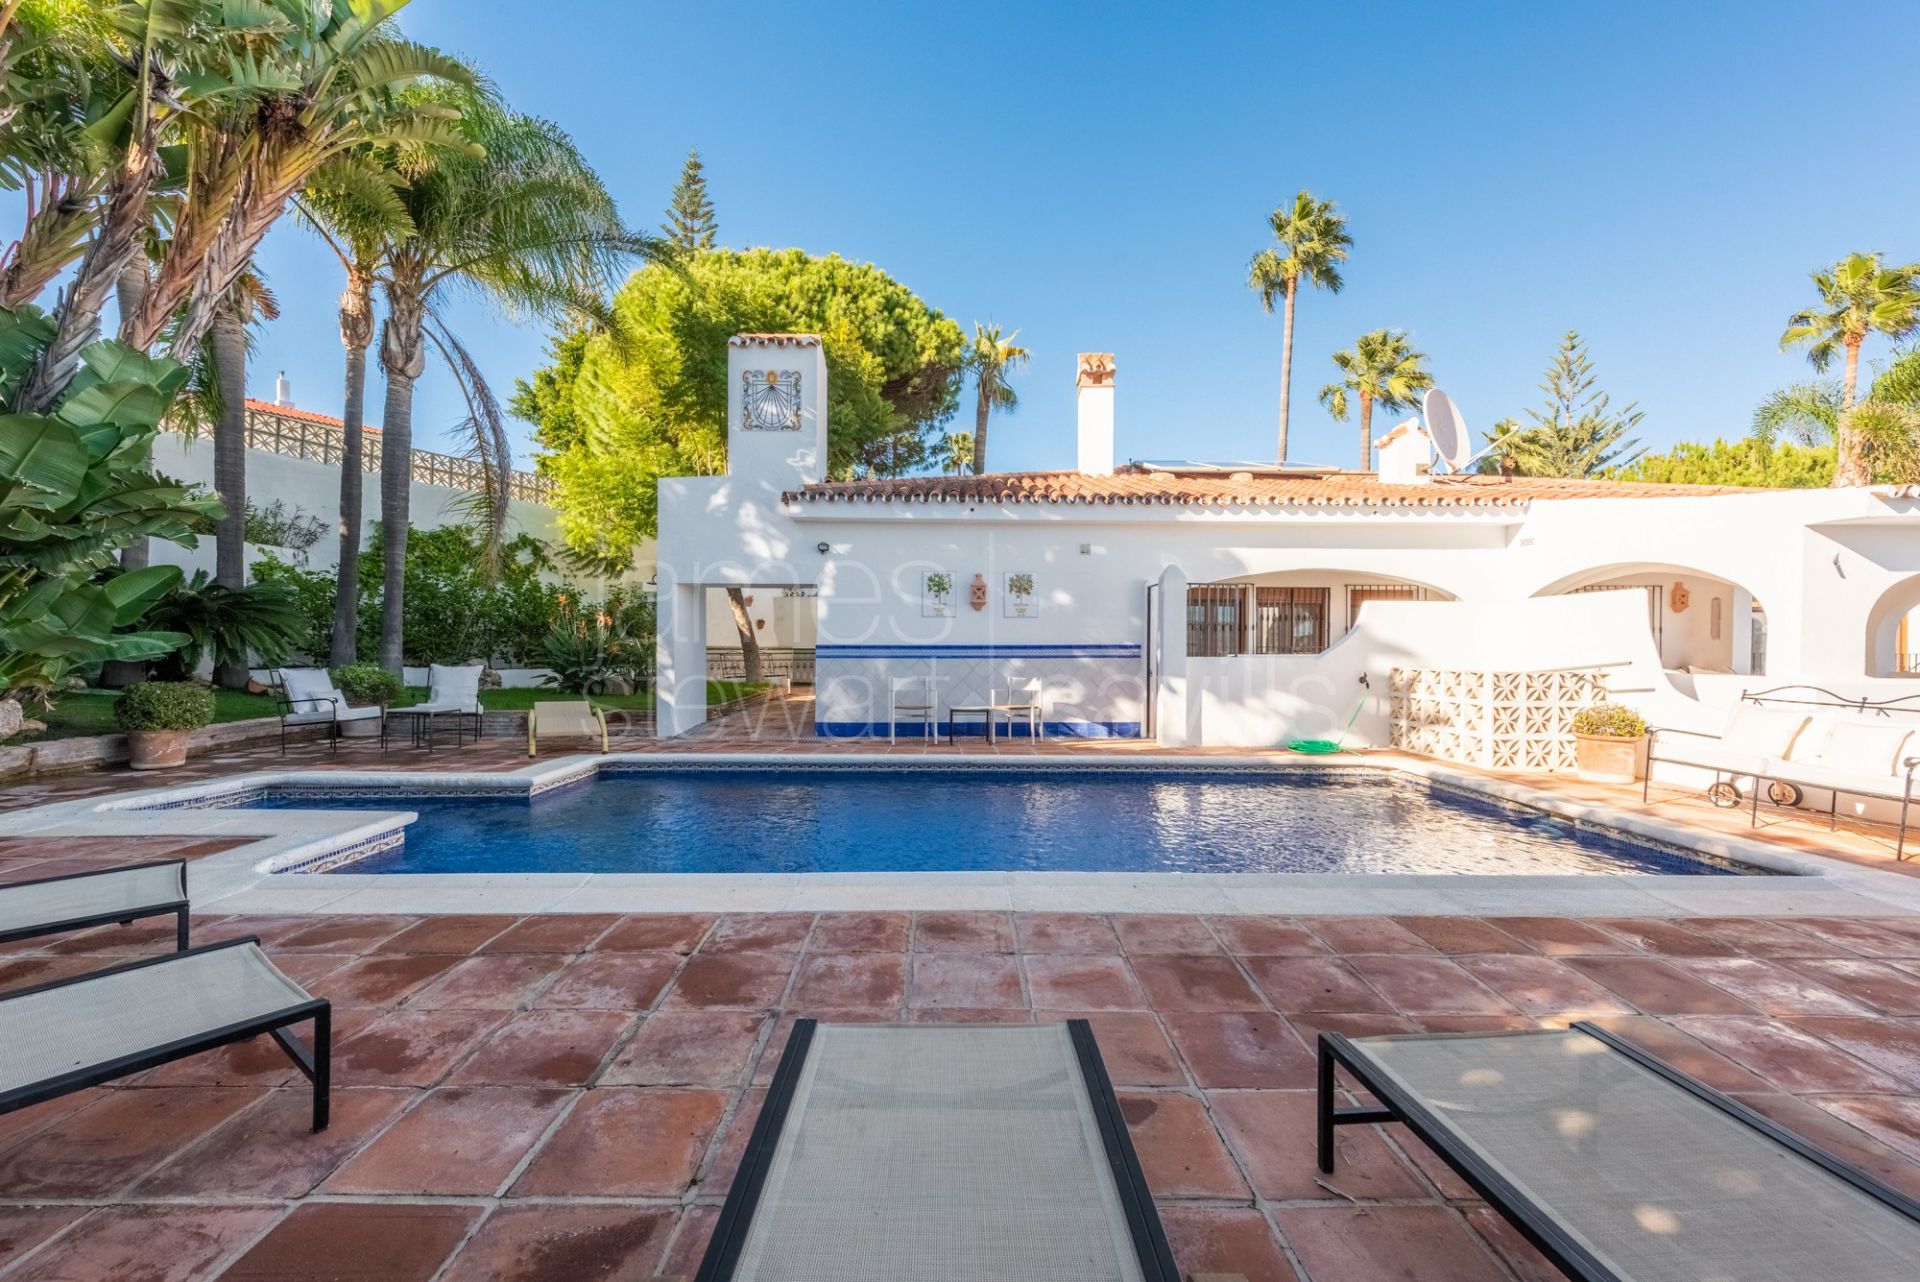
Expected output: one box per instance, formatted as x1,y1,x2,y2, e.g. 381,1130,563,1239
1318,1022,1920,1282
695,1020,1178,1281
0,859,190,950
0,936,331,1131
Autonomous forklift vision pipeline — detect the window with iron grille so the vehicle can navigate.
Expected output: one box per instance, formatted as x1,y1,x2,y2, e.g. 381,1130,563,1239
1186,585,1243,657
1253,587,1329,654
1345,583,1429,631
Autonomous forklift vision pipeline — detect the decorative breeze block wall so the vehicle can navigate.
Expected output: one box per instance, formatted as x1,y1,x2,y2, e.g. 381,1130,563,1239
1389,667,1610,770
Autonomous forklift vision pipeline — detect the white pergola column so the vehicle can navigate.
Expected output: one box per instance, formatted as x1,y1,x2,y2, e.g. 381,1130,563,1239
1156,564,1192,746
656,579,708,737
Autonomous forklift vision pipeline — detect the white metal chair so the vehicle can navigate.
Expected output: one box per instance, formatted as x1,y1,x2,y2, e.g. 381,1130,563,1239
275,668,381,754
991,677,1044,740
888,676,937,743
405,663,486,745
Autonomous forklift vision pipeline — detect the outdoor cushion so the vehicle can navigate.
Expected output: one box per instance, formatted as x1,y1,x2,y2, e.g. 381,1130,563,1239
283,703,381,726
423,664,483,713
1799,718,1915,778
1721,704,1811,759
278,668,342,713
1761,760,1916,800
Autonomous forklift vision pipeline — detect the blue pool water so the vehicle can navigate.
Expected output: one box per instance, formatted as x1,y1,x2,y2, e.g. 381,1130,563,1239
241,769,1755,876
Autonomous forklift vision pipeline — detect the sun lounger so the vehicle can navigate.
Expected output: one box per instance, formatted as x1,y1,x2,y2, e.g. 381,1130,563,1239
0,860,190,950
0,937,331,1131
527,700,608,756
1318,1023,1920,1281
695,1020,1178,1281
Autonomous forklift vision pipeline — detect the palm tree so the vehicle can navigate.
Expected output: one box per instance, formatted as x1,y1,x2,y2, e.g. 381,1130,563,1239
1753,347,1920,484
1781,253,1920,485
371,88,659,673
965,324,1029,474
1248,191,1350,463
1318,329,1433,470
939,432,974,475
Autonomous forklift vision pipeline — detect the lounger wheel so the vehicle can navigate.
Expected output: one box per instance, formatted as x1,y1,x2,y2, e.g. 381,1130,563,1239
1767,780,1803,807
1707,781,1742,807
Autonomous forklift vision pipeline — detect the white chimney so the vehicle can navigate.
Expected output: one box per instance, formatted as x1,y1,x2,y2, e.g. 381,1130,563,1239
1374,419,1433,484
1076,352,1114,476
274,370,292,407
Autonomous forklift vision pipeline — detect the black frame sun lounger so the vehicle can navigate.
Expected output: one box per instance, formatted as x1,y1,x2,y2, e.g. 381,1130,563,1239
696,1019,1179,1282
1318,1022,1920,1282
0,936,332,1132
0,859,190,950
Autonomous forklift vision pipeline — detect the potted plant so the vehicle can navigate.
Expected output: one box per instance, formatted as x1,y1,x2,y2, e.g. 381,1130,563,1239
1571,703,1649,784
330,663,402,737
114,681,216,770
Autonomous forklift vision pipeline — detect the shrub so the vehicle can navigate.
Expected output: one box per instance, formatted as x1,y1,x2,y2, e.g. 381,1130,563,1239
114,681,216,732
1572,703,1647,738
250,555,337,663
331,663,402,706
143,572,306,680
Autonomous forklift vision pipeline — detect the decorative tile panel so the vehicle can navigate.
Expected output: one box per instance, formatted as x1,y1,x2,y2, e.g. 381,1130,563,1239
1390,666,1608,771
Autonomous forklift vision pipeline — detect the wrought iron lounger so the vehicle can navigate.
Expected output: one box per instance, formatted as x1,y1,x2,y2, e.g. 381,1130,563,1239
0,937,332,1132
696,1020,1178,1282
1318,1023,1920,1281
0,859,190,950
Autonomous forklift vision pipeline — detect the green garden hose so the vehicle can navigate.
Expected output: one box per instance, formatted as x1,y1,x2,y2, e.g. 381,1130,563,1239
1288,675,1371,755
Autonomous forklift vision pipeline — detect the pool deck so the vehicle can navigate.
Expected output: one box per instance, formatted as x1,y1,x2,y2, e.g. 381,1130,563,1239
5,691,1920,1279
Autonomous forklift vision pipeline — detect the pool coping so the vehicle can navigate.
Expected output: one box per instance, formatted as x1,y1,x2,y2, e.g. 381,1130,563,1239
11,753,1920,918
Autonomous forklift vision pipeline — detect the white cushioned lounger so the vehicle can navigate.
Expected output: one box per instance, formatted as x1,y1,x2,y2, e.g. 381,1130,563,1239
0,937,331,1131
1319,1023,1920,1282
696,1021,1177,1282
0,860,189,949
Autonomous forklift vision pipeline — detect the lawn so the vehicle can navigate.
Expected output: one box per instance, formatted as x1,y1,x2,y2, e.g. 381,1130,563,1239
5,681,763,745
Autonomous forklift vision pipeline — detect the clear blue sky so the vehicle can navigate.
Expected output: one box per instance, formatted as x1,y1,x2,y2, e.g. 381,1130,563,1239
230,0,1920,473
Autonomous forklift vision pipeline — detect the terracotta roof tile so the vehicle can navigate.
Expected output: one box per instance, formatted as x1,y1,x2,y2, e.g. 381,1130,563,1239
785,469,1759,509
243,399,382,434
727,333,822,347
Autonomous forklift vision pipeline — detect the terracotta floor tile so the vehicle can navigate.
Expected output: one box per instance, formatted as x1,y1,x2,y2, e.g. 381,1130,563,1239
269,950,359,989
1305,915,1436,954
1243,955,1393,1014
1275,1205,1510,1282
1205,916,1327,956
270,915,411,952
373,914,517,954
1671,957,1874,1016
1035,1011,1186,1085
1789,1015,1920,1087
1014,912,1120,954
311,953,458,1008
1392,916,1532,954
438,1205,675,1282
1211,1089,1426,1199
323,1085,571,1195
1735,1093,1920,1202
905,1005,1033,1024
0,1086,262,1198
1163,1012,1315,1088
7,1204,281,1282
1158,1206,1300,1282
1488,917,1641,956
657,1206,719,1280
1348,954,1519,1016
1592,917,1739,957
0,1206,83,1273
134,1087,412,1198
1787,958,1920,1015
811,911,910,953
789,952,908,1011
446,1010,634,1086
1118,1092,1247,1197
1023,954,1146,1010
1673,1016,1908,1092
536,952,680,1011
1682,916,1837,957
663,951,795,1010
220,1202,482,1282
1813,1094,1920,1165
706,912,816,953
1791,917,1920,957
1111,914,1222,955
1454,953,1635,1019
512,1088,728,1196
1579,1014,1774,1093
1566,956,1762,1015
409,954,569,1009
699,1086,767,1194
1465,1206,1566,1282
602,1011,766,1086
130,1026,307,1089
331,1008,506,1086
1130,954,1265,1011
913,910,1015,952
597,913,715,953
909,953,1025,1008
480,914,618,953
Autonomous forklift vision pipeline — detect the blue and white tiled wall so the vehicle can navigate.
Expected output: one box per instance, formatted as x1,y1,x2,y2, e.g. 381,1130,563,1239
814,643,1146,738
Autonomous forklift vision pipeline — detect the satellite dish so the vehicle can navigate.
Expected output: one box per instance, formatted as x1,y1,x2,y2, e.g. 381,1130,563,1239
1423,389,1470,471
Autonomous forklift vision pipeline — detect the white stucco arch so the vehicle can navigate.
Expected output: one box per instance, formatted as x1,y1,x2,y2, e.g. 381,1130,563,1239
1865,573,1920,677
1531,561,1767,675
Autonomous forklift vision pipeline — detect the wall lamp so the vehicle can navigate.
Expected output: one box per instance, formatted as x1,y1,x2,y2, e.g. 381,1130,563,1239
816,542,832,555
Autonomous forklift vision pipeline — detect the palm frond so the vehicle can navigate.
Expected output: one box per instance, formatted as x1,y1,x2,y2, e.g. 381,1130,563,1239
422,308,512,574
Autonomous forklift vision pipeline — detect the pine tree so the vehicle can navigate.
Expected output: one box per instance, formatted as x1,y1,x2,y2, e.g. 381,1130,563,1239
663,147,717,250
1480,331,1644,478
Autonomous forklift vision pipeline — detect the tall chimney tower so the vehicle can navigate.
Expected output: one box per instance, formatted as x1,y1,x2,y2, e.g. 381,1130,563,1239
1076,352,1115,476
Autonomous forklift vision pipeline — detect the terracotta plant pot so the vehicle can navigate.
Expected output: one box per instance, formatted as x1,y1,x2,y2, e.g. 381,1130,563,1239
127,729,190,771
1574,733,1646,784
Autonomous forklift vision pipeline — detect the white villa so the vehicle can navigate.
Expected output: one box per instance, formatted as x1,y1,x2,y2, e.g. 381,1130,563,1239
655,334,1920,748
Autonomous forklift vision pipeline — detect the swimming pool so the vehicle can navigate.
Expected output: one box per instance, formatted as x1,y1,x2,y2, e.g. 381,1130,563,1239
238,767,1756,877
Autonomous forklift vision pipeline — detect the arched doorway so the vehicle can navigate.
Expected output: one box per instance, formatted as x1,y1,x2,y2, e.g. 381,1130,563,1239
1866,574,1920,677
1534,563,1765,675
